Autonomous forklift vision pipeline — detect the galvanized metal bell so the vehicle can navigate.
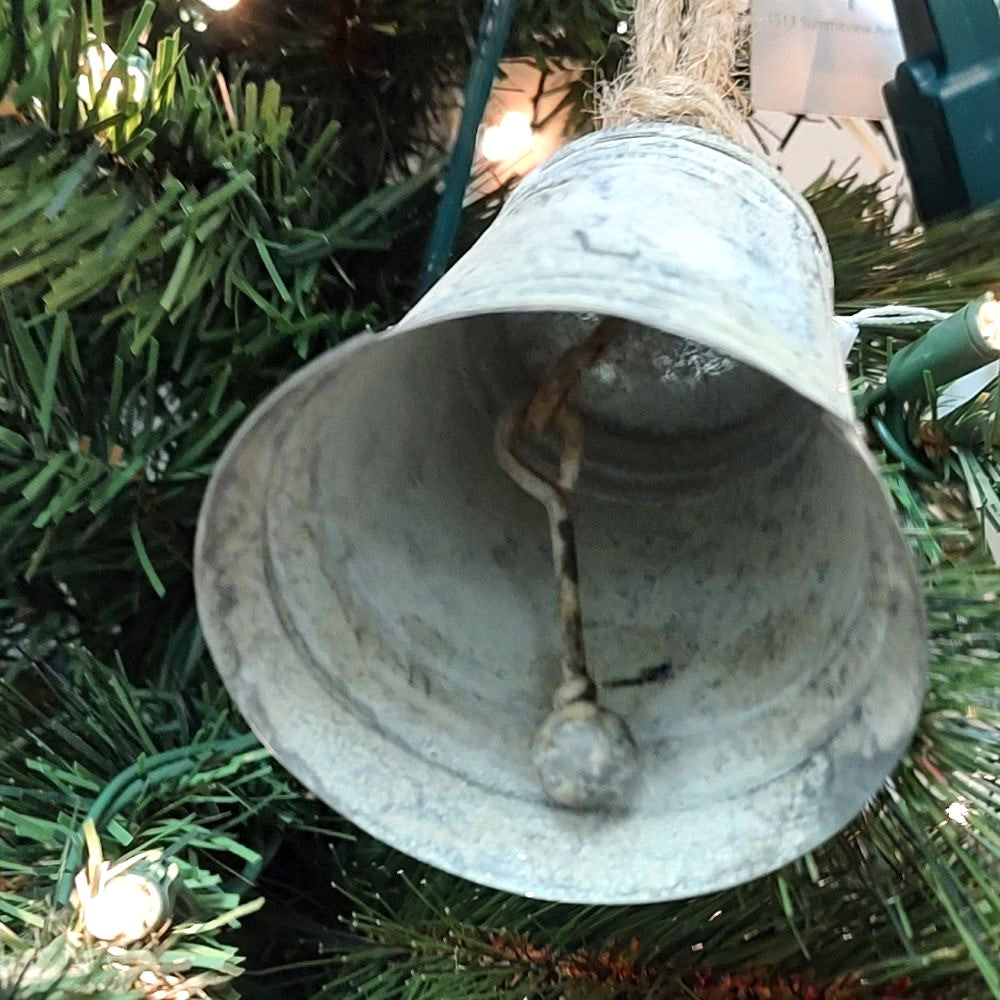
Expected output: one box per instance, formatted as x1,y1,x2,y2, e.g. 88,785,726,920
195,124,926,904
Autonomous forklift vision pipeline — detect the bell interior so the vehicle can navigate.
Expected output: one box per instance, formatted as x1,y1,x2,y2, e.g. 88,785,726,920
264,310,917,817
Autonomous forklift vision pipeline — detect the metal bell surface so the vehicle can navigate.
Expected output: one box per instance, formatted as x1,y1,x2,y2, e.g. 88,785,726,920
195,123,926,904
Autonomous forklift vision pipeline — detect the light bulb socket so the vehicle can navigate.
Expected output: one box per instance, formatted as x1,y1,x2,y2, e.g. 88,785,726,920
886,294,1000,403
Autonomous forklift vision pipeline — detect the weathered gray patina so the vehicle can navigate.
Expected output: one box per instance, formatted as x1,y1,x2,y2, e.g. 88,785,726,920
195,124,926,903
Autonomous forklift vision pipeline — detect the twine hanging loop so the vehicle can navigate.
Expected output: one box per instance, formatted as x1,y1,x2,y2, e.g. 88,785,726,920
599,0,747,141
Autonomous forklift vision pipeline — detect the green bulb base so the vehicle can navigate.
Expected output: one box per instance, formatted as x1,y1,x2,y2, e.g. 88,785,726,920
886,294,1000,403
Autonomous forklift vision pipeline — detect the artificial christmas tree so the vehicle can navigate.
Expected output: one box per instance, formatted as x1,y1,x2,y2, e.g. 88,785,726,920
1,1,998,998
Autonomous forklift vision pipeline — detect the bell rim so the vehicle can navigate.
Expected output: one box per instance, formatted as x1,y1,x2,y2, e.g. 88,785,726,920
195,335,928,905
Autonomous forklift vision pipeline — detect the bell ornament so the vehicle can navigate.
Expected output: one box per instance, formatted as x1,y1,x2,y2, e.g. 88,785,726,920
195,124,926,904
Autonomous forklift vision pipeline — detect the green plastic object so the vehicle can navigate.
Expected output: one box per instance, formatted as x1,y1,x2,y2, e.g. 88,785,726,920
887,295,1000,402
418,0,518,294
885,0,1000,222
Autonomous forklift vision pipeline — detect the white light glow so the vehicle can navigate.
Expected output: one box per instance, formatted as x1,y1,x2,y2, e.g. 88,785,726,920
77,41,147,109
200,0,241,8
480,111,534,164
946,800,970,826
977,294,1000,350
82,872,164,943
616,19,629,34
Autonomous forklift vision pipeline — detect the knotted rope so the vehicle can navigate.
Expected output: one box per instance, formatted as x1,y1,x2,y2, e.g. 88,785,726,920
599,0,747,141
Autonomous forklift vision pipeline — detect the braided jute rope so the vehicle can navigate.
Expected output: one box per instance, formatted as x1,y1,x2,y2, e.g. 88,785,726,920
599,0,748,142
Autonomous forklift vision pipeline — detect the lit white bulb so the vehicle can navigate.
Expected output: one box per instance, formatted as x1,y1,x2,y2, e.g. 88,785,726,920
77,41,148,109
480,111,534,164
616,19,629,34
200,0,241,8
946,800,970,827
82,872,165,943
977,294,1000,350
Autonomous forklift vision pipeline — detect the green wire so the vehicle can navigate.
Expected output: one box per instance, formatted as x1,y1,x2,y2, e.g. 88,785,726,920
859,379,942,483
418,0,518,293
870,405,940,483
855,384,891,419
55,732,260,905
887,397,941,482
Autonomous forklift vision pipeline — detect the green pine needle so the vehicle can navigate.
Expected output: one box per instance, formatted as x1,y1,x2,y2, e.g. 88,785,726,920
1,2,999,999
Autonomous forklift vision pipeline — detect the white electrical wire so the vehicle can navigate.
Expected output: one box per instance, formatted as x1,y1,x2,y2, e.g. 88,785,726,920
834,305,950,358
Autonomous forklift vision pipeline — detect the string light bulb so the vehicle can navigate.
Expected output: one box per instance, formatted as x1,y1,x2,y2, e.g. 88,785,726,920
82,872,165,943
860,291,1000,482
77,40,149,111
74,852,179,946
480,111,534,164
946,800,971,826
199,0,241,8
979,293,1000,349
886,292,1000,404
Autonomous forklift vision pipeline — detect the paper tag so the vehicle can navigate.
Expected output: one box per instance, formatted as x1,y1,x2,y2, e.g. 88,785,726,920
751,0,905,119
937,363,1000,418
